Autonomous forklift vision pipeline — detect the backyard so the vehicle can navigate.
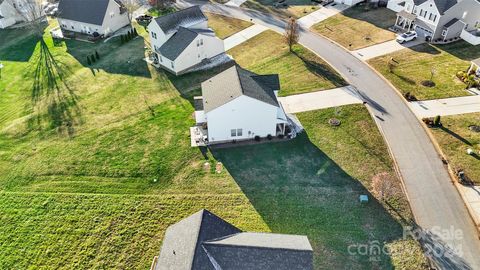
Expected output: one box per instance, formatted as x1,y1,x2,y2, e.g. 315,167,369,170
430,113,480,185
313,5,397,50
228,30,347,96
0,18,426,270
368,42,480,100
205,12,253,39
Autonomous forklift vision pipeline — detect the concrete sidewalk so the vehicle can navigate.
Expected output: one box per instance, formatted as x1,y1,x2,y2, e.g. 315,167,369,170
352,39,425,60
409,95,480,118
224,24,268,50
297,3,348,28
225,0,247,7
278,86,362,114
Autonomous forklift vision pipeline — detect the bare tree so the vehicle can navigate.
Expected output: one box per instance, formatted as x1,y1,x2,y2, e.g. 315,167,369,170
284,18,299,52
119,0,138,23
149,0,176,10
11,0,45,36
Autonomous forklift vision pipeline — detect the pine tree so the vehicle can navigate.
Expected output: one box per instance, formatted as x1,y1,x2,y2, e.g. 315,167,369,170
91,54,96,63
95,51,100,60
87,56,91,65
133,28,138,37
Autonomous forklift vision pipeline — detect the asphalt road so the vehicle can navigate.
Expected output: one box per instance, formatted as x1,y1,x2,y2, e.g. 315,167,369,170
180,1,480,268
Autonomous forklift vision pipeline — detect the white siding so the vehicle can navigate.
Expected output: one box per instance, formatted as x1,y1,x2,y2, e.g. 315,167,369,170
172,34,224,74
205,96,281,143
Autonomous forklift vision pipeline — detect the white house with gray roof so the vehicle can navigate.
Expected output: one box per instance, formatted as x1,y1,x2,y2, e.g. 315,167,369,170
147,6,225,75
388,0,480,44
57,0,130,37
151,209,313,270
190,65,291,146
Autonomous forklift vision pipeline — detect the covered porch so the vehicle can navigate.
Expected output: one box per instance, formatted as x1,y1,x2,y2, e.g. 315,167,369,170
394,10,416,31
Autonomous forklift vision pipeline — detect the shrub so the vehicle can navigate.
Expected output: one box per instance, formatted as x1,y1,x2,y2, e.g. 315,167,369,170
87,56,91,65
254,136,261,142
278,134,284,139
133,28,138,36
91,54,96,63
433,115,441,126
95,51,100,60
267,134,273,140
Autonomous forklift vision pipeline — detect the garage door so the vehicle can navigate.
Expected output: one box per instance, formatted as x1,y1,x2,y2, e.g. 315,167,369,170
414,25,433,38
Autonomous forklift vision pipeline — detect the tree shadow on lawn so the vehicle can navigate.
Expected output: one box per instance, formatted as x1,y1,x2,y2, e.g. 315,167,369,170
439,126,472,146
292,49,348,89
0,22,47,62
435,41,480,62
27,38,82,137
210,133,403,268
64,36,151,78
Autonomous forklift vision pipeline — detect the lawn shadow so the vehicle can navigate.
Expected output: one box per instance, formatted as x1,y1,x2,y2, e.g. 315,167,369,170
0,22,47,62
439,126,472,146
292,49,347,88
434,41,480,61
64,35,151,78
407,43,441,55
340,5,397,31
210,133,403,268
27,38,82,137
393,72,417,86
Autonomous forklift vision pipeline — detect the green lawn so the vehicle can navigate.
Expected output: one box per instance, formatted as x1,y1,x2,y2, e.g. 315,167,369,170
431,113,480,184
205,12,253,39
228,30,347,96
0,22,425,269
313,5,397,50
368,42,480,100
241,0,319,19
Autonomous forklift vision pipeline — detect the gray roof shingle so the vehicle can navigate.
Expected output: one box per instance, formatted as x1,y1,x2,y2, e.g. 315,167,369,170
413,0,458,14
159,27,198,60
57,0,115,25
154,6,207,35
156,209,313,270
201,65,280,113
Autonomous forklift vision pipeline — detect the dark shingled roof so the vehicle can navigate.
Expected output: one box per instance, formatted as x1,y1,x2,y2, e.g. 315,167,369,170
414,0,458,14
159,27,198,60
57,0,114,25
156,209,313,270
201,65,280,113
154,6,207,35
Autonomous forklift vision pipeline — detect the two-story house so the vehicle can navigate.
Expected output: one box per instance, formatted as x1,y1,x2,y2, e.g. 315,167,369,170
147,6,225,75
388,0,480,44
57,0,130,37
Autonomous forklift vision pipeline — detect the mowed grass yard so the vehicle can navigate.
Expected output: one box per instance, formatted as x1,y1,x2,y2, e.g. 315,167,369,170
0,21,425,269
228,30,347,96
313,5,397,50
431,113,480,184
368,42,480,100
206,12,253,39
241,0,319,19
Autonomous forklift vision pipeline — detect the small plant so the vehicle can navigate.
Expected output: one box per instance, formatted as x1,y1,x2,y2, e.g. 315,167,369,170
133,28,138,36
95,50,100,60
433,115,441,127
267,134,273,140
254,136,261,142
87,55,91,65
91,54,96,63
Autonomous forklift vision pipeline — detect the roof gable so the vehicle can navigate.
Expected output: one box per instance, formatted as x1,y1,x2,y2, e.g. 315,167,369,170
201,65,280,113
159,27,198,60
58,0,115,25
153,6,207,35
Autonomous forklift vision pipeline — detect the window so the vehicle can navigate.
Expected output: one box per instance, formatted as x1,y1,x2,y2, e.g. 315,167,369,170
429,13,433,20
171,62,174,69
200,39,204,45
230,129,243,137
151,32,157,39
433,15,437,22
442,30,447,36
196,40,200,47
160,55,163,62
198,54,200,58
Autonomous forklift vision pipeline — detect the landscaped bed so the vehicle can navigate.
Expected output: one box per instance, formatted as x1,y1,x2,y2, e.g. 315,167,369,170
368,42,480,100
430,113,480,185
241,0,319,19
0,22,425,269
205,12,253,39
228,30,347,96
313,5,397,50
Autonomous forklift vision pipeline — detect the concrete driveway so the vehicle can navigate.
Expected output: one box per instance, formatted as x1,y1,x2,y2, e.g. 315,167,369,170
352,38,425,60
223,24,268,50
409,95,480,118
179,1,480,268
297,3,349,28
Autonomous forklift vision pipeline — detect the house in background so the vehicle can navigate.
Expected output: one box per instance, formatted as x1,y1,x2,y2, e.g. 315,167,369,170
388,0,480,44
147,6,225,75
191,65,293,146
0,0,43,29
150,209,313,270
57,0,130,37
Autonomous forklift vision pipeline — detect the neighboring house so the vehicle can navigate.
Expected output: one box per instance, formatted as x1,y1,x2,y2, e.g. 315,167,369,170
0,0,42,29
151,209,313,270
147,6,225,75
191,65,292,146
57,0,130,37
334,0,365,6
388,0,480,44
